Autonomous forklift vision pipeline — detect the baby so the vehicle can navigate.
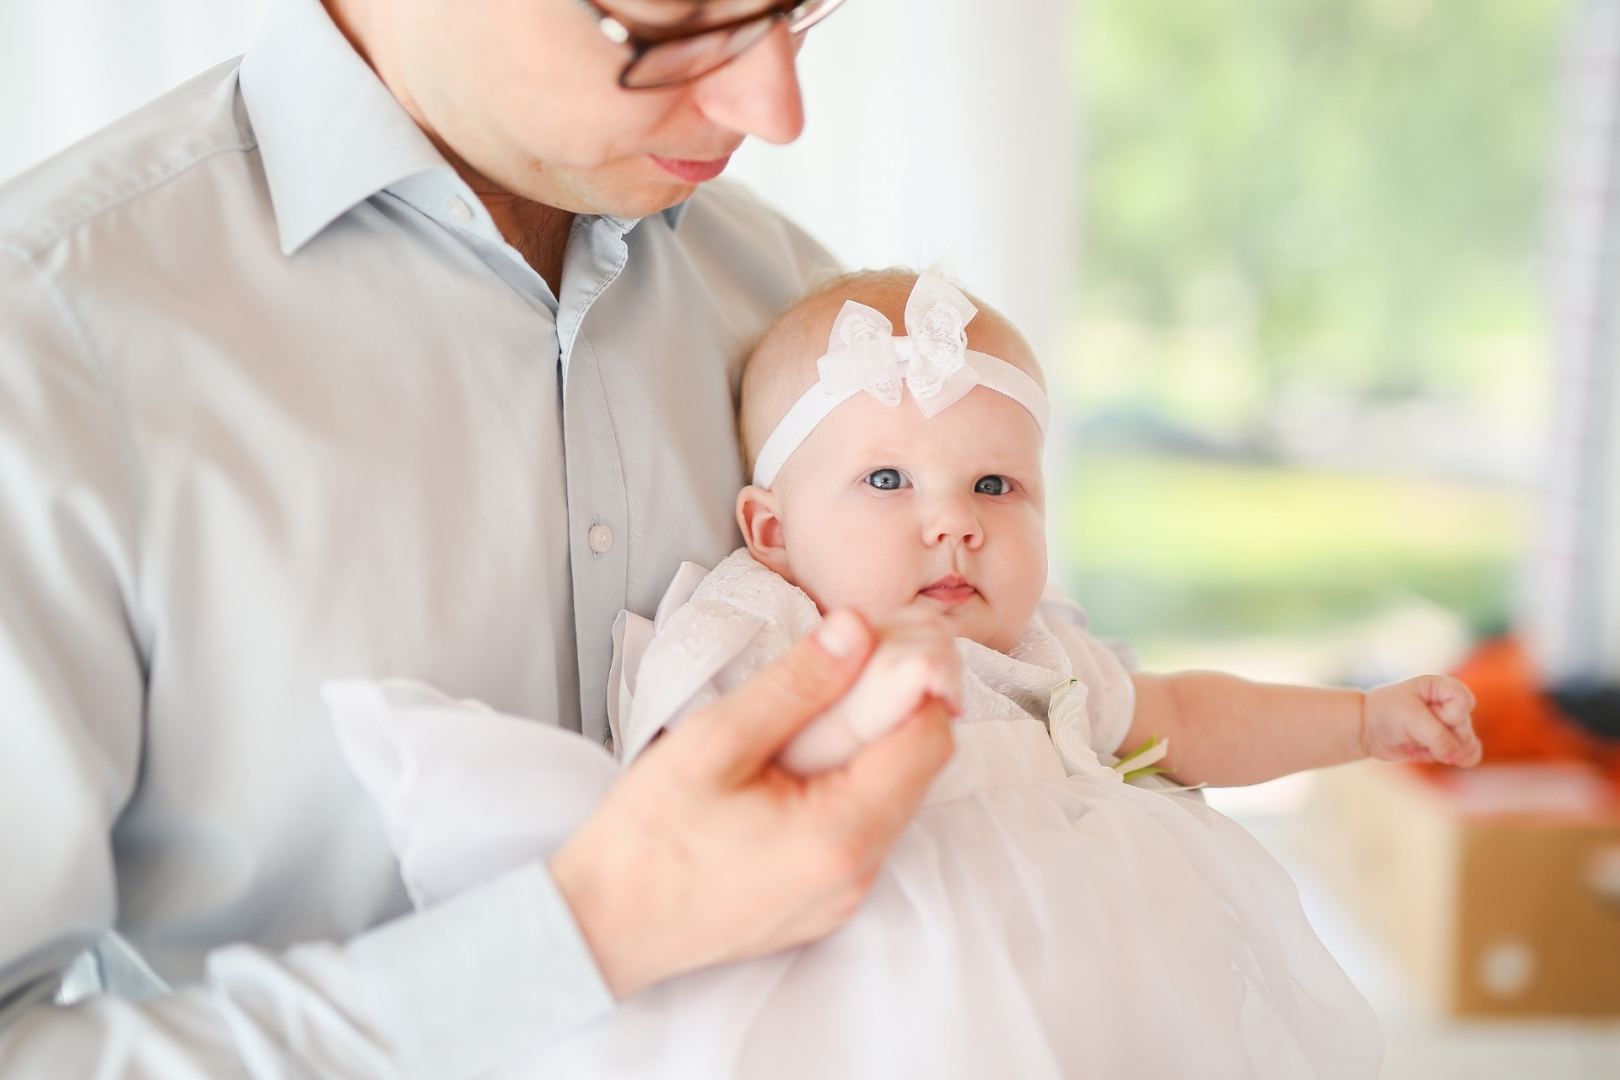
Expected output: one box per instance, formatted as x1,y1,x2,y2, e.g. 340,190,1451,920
326,271,1479,1080
661,268,1481,788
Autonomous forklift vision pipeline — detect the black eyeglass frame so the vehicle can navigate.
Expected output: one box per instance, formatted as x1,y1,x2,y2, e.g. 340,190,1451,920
574,0,847,90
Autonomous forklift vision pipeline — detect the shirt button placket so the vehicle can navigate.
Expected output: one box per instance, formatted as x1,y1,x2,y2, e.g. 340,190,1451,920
588,523,613,554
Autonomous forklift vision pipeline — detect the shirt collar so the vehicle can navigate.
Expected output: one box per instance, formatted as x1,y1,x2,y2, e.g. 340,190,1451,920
240,0,456,256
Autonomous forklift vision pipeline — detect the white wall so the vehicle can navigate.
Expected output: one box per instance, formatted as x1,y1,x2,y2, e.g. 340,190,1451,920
729,0,1079,375
0,0,266,184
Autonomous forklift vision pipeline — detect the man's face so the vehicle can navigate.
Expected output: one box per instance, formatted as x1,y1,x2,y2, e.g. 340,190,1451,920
347,0,807,217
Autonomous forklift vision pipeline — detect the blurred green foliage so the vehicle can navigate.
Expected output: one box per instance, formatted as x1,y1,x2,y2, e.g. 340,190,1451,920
1066,455,1524,641
1082,0,1566,400
1070,0,1564,648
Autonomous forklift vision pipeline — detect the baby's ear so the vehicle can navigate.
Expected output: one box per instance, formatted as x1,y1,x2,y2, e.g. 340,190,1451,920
737,486,791,576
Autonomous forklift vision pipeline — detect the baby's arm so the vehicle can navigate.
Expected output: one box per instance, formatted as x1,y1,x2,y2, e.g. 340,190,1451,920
1124,670,1481,788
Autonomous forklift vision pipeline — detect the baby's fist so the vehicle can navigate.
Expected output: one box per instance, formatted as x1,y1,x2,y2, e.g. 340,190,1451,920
1362,674,1481,768
778,606,961,775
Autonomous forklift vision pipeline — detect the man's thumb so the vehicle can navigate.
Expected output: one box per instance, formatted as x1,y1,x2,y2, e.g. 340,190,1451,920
685,609,873,785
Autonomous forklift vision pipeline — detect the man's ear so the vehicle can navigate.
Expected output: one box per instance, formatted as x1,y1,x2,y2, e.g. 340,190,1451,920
736,485,791,578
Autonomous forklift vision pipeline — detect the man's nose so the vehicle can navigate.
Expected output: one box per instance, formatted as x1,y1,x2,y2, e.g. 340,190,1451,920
923,495,984,550
691,22,806,145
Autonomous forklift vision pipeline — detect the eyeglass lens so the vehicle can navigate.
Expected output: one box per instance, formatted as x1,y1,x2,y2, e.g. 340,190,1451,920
621,0,841,89
785,0,839,33
624,17,778,88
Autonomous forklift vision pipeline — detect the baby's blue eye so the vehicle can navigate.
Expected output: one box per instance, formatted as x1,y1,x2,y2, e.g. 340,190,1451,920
866,468,907,491
975,475,1011,496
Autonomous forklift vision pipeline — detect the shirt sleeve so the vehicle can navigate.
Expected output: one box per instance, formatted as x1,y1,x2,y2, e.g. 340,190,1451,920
0,248,613,1080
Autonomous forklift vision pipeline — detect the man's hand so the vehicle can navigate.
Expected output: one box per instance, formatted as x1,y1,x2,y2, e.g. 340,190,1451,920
1362,674,1482,767
548,609,956,999
780,605,962,774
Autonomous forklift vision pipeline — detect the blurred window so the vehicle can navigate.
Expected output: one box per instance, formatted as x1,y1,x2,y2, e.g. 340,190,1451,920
1073,0,1569,683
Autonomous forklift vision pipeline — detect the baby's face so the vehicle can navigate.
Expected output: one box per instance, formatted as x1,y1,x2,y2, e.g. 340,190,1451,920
764,385,1047,653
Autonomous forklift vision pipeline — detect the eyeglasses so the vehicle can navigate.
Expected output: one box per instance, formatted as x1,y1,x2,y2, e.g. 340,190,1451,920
575,0,848,90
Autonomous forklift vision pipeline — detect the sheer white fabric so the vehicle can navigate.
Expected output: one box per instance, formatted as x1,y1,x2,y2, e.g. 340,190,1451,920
327,555,1383,1079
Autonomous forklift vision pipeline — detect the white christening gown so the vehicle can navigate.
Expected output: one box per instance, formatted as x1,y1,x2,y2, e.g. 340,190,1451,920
324,551,1382,1080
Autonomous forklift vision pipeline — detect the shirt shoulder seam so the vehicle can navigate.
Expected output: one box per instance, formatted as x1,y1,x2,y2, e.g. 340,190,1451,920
4,133,257,260
0,243,151,646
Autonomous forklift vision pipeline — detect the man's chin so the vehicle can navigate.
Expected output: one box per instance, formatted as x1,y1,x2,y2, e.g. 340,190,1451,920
613,180,702,218
486,154,702,219
549,171,701,220
587,153,736,217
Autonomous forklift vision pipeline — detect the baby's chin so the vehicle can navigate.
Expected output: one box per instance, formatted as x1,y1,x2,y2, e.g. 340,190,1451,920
938,605,1023,654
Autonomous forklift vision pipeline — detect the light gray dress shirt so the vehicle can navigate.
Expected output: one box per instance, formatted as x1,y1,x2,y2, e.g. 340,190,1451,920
0,0,836,1075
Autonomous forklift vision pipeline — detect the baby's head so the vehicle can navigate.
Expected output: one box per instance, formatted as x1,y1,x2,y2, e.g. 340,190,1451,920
737,270,1049,653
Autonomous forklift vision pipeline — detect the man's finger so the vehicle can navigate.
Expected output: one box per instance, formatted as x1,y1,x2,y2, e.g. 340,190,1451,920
682,609,875,785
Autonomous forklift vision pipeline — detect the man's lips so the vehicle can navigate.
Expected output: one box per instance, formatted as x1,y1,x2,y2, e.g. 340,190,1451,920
918,576,978,606
649,154,733,183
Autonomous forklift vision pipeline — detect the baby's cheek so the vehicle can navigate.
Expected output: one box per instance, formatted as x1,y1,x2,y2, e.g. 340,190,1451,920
791,530,905,616
837,565,921,624
990,525,1050,639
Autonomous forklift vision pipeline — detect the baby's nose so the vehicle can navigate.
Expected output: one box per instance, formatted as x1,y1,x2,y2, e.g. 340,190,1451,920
924,497,983,548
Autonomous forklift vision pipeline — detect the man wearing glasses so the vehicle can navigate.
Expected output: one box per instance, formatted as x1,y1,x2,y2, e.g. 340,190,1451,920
0,0,953,1075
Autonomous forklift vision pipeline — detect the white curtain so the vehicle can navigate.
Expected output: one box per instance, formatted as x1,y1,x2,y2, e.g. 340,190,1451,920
1526,0,1620,684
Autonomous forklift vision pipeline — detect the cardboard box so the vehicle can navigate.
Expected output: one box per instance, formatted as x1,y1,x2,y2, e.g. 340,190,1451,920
1305,760,1620,1016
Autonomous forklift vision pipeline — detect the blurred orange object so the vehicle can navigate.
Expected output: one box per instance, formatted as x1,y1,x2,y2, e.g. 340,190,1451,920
1443,637,1620,783
1306,638,1620,1017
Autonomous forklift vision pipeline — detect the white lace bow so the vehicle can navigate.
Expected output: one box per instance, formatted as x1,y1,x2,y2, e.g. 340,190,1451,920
752,274,1050,489
820,275,984,417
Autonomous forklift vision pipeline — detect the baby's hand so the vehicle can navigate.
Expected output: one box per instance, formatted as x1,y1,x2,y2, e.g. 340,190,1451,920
778,606,962,775
1362,674,1481,767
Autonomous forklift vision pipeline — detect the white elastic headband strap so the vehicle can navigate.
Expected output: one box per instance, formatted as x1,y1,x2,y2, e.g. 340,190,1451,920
752,353,1048,489
751,274,1051,489
752,385,861,492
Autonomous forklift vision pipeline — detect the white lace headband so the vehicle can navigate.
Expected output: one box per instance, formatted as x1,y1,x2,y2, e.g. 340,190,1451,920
752,274,1050,489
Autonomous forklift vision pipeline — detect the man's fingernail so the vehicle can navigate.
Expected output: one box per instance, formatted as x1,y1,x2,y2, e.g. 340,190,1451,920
815,610,863,659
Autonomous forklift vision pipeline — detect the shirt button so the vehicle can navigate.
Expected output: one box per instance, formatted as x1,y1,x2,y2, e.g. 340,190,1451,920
446,196,474,225
588,524,613,553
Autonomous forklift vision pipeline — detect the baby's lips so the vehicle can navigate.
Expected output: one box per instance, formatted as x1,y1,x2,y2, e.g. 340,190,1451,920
918,581,978,606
